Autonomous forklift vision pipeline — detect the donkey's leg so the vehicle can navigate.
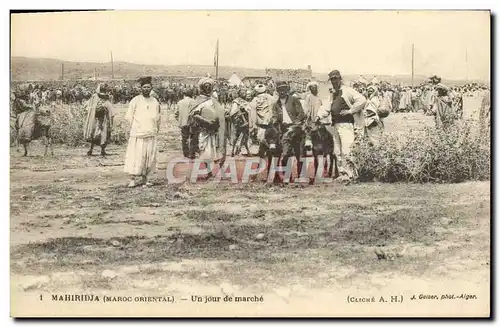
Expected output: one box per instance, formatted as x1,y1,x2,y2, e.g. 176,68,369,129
49,134,54,156
43,135,48,156
327,154,333,178
231,130,240,157
87,143,94,156
100,142,108,157
235,130,244,155
242,132,250,156
332,154,339,178
15,138,20,153
310,155,319,185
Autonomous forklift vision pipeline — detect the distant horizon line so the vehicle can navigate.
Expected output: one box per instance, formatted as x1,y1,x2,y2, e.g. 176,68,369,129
11,55,488,82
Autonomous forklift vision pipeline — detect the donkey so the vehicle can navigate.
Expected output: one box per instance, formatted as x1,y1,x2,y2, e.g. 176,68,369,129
302,119,339,183
15,101,53,157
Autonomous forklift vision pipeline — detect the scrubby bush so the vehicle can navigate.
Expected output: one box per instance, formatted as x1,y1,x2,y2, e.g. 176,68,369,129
352,120,490,183
50,104,128,146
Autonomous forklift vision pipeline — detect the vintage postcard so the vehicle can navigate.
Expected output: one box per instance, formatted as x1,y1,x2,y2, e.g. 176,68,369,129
10,10,491,317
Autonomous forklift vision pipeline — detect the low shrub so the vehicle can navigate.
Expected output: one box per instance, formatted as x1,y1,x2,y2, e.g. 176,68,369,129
352,120,490,183
50,104,129,146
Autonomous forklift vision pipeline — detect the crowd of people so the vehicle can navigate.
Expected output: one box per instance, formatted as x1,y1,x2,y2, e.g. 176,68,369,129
11,70,491,186
348,81,490,118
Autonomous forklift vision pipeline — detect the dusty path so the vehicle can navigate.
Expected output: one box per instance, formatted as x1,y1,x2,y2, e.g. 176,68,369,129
10,156,490,316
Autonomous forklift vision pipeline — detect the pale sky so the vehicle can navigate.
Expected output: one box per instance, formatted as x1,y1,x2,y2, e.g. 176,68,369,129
11,10,491,80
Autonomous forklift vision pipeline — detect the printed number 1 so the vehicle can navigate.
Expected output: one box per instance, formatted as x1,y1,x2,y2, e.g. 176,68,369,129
40,294,43,301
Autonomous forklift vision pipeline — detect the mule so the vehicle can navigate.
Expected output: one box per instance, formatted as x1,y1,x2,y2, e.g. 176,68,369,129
276,124,306,184
255,123,304,184
16,103,53,157
230,110,250,157
303,120,339,183
253,123,282,183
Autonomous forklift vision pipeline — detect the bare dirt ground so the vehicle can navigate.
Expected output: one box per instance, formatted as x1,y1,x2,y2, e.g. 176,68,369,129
10,95,490,316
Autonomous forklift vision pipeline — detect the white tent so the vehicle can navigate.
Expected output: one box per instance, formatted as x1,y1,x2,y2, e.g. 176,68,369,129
371,77,379,84
228,73,242,86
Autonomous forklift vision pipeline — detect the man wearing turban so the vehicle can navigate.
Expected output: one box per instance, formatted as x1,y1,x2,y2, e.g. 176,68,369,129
249,83,275,153
304,81,322,120
431,83,458,129
228,88,252,152
83,83,115,157
188,77,226,167
124,76,161,187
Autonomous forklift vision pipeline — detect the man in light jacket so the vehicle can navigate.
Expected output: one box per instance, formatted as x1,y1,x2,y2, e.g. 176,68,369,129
249,84,275,149
175,88,196,158
316,69,367,150
315,70,367,182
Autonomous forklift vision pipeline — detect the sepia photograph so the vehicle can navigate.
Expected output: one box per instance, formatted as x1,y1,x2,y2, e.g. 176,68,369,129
9,9,491,317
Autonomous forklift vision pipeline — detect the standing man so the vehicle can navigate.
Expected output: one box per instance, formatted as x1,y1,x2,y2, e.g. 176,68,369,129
229,88,252,147
188,77,226,167
316,70,367,181
381,83,393,113
249,84,275,154
83,83,115,157
304,81,322,120
431,83,456,129
317,69,367,150
270,81,307,181
124,76,161,188
176,88,196,159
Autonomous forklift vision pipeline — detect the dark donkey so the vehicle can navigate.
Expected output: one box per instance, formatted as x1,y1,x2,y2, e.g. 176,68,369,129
256,123,305,183
230,109,251,157
302,119,339,183
253,123,281,182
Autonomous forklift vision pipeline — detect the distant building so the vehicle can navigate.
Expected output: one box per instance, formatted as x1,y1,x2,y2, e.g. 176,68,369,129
242,76,270,87
265,68,312,82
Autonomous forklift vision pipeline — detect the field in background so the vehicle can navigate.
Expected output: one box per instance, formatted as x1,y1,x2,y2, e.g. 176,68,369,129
12,56,487,85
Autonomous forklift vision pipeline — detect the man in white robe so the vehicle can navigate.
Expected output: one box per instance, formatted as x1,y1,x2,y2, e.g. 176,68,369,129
124,76,161,188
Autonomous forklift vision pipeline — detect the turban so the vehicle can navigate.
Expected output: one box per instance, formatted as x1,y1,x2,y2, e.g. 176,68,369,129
96,83,110,95
306,81,319,90
198,77,215,89
138,76,152,86
367,85,379,96
435,83,449,92
254,84,267,94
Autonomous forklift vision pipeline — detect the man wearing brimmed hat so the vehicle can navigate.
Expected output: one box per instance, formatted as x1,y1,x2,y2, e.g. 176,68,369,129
249,83,275,153
317,70,367,149
315,69,368,181
188,77,226,165
270,80,307,178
